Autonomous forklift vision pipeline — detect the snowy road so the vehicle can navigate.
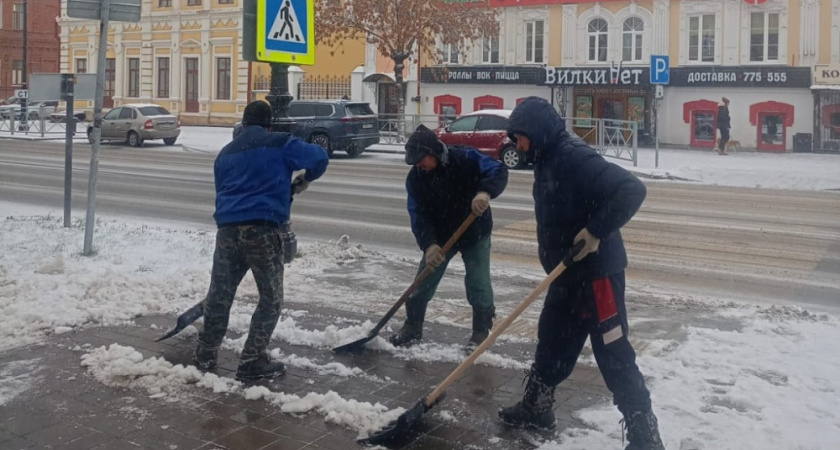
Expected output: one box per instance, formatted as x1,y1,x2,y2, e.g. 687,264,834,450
1,139,839,311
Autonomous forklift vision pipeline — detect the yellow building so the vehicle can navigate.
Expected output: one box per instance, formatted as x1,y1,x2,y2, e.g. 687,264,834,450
58,0,366,125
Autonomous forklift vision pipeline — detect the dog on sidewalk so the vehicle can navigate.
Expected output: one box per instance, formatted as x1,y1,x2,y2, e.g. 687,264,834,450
714,137,740,155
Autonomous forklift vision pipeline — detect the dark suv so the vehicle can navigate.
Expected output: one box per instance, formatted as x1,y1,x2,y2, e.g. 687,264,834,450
233,100,380,157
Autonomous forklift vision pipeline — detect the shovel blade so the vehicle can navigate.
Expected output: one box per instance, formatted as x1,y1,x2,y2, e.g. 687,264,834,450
359,400,426,446
332,333,375,353
155,301,204,342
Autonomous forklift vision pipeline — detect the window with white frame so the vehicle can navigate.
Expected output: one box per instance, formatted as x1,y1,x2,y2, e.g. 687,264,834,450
438,42,459,64
588,18,608,63
12,3,24,30
622,17,644,62
750,11,780,62
525,20,544,63
688,14,715,63
482,34,499,64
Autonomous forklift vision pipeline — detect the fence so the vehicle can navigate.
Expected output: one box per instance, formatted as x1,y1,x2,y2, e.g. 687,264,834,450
297,75,351,100
374,114,638,165
0,107,87,138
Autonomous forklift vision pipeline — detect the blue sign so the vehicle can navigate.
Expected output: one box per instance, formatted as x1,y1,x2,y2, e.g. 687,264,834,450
256,0,315,65
650,55,670,85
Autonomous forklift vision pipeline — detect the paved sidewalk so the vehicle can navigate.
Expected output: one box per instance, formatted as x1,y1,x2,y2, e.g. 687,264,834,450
0,304,612,450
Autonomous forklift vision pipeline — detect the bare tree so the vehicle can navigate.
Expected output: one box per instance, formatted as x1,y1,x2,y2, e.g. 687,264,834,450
316,0,498,130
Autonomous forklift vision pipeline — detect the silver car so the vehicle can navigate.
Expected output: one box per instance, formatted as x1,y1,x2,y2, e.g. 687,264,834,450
88,103,180,147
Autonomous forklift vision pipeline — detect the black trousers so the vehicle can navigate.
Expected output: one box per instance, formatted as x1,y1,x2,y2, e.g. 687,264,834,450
533,271,652,414
719,128,730,150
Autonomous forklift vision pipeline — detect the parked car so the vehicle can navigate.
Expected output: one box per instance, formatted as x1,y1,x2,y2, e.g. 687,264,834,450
435,109,531,170
0,96,21,119
232,100,380,157
88,104,180,147
15,101,59,121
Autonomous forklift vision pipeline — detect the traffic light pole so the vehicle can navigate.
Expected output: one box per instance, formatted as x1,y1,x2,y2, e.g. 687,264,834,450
265,62,296,133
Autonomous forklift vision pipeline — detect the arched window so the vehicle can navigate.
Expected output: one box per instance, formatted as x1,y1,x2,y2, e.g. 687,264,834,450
622,17,644,62
588,18,609,62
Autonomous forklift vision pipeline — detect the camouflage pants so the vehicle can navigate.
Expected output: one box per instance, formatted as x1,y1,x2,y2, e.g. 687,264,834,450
198,225,285,363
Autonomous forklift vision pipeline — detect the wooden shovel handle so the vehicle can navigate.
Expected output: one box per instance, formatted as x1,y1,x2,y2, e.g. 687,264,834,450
424,241,584,406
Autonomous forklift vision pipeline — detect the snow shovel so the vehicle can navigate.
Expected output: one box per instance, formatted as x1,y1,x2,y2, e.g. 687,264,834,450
155,300,204,342
360,241,584,446
333,212,478,353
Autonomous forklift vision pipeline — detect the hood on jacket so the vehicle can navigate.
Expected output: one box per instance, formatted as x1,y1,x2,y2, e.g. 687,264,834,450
507,96,565,159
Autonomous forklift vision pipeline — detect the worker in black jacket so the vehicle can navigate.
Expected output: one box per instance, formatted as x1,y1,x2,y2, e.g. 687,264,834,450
390,124,508,348
499,97,664,450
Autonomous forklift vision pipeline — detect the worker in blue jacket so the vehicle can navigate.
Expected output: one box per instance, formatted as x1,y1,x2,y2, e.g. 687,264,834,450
499,97,664,450
390,124,508,348
194,100,329,381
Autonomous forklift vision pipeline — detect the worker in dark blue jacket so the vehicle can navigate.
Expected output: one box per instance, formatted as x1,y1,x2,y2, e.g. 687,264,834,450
194,101,329,381
499,97,664,450
390,125,508,348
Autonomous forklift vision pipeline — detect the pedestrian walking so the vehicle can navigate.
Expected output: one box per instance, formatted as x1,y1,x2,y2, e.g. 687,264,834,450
193,100,329,381
499,97,665,450
389,125,509,348
716,97,731,155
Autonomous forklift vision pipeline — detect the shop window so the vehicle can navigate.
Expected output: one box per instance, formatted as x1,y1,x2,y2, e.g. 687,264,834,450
750,101,794,152
474,95,503,111
622,17,644,63
822,104,840,140
688,14,715,63
683,100,719,148
588,18,608,63
434,95,461,127
750,12,780,62
525,20,544,63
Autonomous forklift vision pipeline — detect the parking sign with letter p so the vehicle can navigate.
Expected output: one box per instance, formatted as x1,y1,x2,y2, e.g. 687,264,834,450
650,55,670,85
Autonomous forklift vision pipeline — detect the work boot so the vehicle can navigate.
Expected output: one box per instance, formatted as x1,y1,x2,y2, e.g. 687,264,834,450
193,345,218,372
388,320,423,347
467,307,495,348
498,370,556,430
623,410,666,450
235,354,286,381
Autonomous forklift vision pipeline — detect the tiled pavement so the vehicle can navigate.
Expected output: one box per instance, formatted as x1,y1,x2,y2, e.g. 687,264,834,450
0,304,613,450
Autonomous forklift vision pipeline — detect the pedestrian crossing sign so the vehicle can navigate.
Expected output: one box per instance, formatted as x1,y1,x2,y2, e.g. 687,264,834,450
256,0,315,65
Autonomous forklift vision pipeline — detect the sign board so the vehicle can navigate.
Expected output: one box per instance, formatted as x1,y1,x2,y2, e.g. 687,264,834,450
67,0,141,23
542,65,651,86
650,55,670,84
29,73,98,102
14,89,28,99
667,66,811,88
256,0,315,65
421,66,545,85
813,64,840,85
655,85,664,99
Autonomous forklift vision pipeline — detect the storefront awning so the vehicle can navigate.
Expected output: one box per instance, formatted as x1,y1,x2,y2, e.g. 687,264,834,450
363,73,396,83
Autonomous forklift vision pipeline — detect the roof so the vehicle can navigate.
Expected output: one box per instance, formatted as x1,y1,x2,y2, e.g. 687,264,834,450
463,109,512,118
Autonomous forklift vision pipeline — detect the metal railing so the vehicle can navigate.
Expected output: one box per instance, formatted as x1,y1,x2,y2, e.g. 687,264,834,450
0,107,88,138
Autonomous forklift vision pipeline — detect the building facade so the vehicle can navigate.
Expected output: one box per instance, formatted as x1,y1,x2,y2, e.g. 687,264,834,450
0,0,61,99
393,0,840,152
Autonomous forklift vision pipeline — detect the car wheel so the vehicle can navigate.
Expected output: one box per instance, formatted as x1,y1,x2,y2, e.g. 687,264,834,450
310,134,333,157
163,137,177,146
345,144,363,158
501,146,524,170
127,131,143,147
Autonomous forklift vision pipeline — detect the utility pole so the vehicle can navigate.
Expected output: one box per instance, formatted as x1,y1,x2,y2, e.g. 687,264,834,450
265,63,295,133
20,0,28,131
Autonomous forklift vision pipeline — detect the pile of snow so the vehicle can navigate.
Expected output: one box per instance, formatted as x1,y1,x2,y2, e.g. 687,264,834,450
81,344,403,438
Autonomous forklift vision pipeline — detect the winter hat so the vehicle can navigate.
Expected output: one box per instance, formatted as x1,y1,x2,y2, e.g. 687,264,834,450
722,97,730,104
242,100,273,128
405,124,447,165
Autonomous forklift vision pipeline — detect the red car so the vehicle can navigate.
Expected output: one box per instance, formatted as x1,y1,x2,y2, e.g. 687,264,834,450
435,109,530,169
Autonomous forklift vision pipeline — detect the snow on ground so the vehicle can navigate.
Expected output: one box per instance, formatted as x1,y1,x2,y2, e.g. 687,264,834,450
0,358,42,406
1,203,840,448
